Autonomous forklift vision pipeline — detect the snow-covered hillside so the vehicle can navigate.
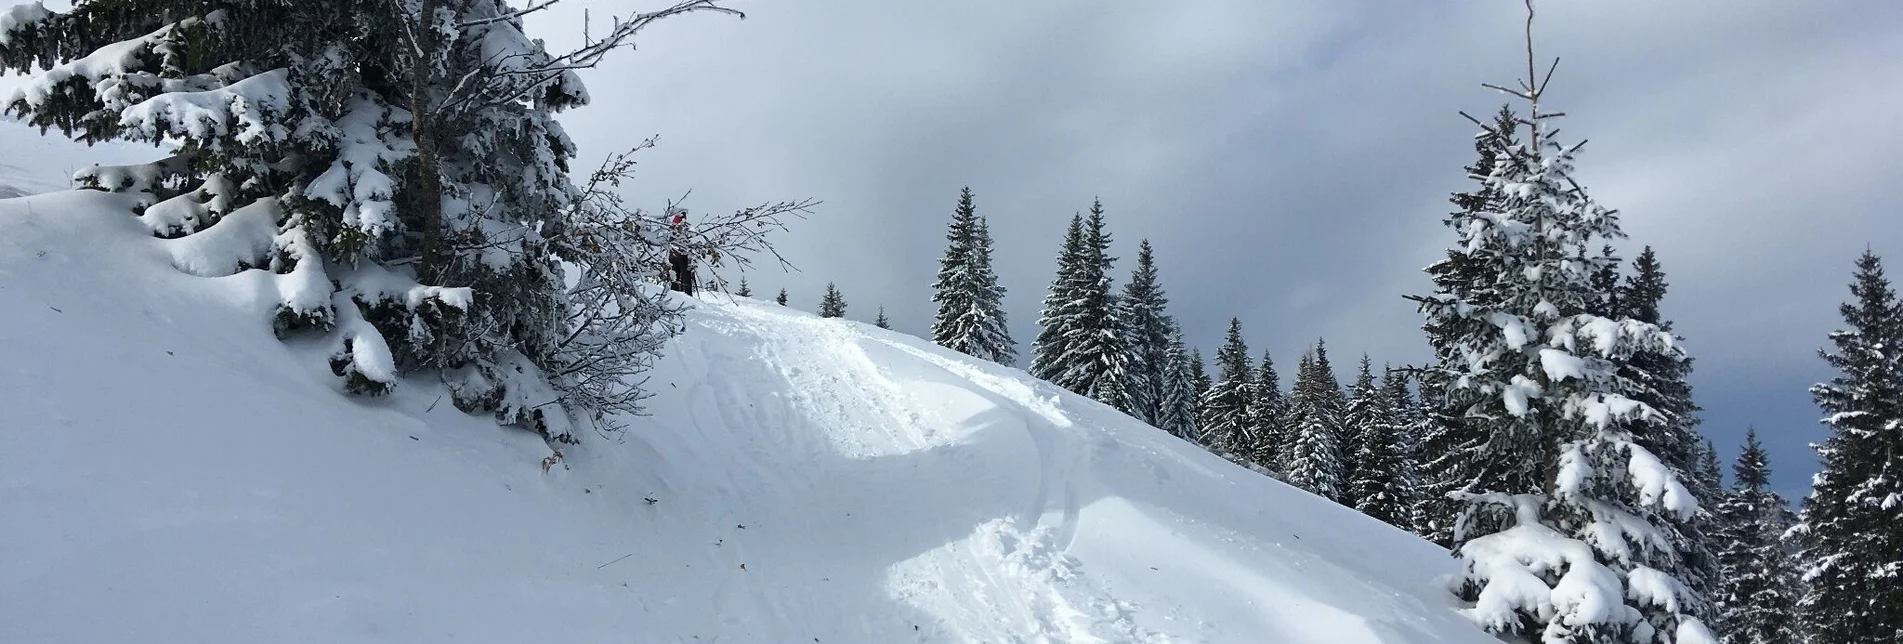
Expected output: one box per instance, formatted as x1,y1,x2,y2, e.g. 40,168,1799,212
0,139,1492,643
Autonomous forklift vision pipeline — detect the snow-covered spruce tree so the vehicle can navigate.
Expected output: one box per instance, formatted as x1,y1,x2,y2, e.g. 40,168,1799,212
818,282,847,318
1246,350,1286,471
1120,239,1175,425
1031,200,1130,410
1189,347,1214,419
1156,327,1201,440
1619,246,1722,606
1796,250,1903,644
1354,356,1415,529
1409,9,1714,637
1383,366,1426,533
775,288,788,306
736,277,751,297
930,187,1014,364
1031,215,1084,381
1198,318,1255,454
874,306,889,329
1712,430,1800,644
0,0,777,442
1590,244,1622,319
1347,356,1408,524
969,212,1014,363
1286,341,1346,502
1415,103,1523,547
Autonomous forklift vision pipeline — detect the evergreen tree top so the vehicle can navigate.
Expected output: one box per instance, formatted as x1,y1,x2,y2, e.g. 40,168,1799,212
1215,318,1252,384
1732,428,1771,492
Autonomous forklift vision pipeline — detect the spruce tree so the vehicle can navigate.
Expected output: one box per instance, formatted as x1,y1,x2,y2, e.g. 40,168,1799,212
1620,246,1722,610
1713,430,1800,644
0,0,746,442
874,306,890,329
1120,239,1175,425
1030,200,1130,410
1797,250,1903,644
1410,16,1712,637
1347,357,1408,526
1031,215,1085,381
818,283,847,318
775,288,789,306
1286,340,1346,502
1590,244,1622,318
930,187,1015,364
1189,348,1214,420
1415,104,1521,548
1156,327,1202,441
1382,367,1426,533
736,277,752,298
1198,319,1255,454
1246,350,1286,470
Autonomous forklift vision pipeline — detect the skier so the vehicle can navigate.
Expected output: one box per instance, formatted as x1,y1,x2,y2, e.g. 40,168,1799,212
666,207,696,296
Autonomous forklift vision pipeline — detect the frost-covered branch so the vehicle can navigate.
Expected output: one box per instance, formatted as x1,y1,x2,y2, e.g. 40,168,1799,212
535,140,808,432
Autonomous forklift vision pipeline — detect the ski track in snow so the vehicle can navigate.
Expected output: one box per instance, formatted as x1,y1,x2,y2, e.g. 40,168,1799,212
0,128,1494,644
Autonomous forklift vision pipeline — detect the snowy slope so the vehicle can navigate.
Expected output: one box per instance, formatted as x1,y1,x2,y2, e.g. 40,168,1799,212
0,119,158,197
0,172,1492,641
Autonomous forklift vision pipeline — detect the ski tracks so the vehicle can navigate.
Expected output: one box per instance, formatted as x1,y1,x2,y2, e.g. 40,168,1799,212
686,303,1166,642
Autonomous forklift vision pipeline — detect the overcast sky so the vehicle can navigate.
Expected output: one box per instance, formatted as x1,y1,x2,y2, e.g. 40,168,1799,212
519,0,1902,497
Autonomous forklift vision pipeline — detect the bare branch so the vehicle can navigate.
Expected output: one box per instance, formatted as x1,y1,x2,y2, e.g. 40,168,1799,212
457,0,565,27
1536,56,1561,96
1480,83,1530,100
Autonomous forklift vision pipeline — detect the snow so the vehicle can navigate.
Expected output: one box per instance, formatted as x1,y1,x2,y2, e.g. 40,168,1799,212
119,68,292,146
1539,347,1586,382
1503,374,1542,417
0,2,50,48
1,148,1495,642
1624,442,1699,518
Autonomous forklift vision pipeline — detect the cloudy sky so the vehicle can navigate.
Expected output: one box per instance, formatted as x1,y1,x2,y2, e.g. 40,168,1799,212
518,0,1903,497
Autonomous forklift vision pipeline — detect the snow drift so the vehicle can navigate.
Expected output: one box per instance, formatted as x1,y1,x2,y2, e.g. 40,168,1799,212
0,182,1491,641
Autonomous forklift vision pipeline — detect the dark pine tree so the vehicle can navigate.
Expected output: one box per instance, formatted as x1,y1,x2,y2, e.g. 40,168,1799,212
930,187,1015,364
1285,340,1345,502
1619,246,1721,612
1713,430,1800,644
1031,216,1085,382
1414,104,1521,549
1409,26,1710,635
818,283,847,318
1189,347,1214,422
1589,244,1622,318
1031,200,1130,411
775,288,789,306
874,306,890,329
1120,239,1175,426
1247,350,1286,471
1347,357,1408,526
1382,366,1425,533
1156,326,1202,441
1198,318,1255,455
736,277,752,298
1797,250,1903,644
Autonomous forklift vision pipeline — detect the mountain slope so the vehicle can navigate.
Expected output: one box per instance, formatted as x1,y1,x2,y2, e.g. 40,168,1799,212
0,190,1491,642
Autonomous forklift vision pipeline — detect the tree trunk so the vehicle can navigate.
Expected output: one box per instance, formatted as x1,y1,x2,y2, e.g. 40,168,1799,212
411,0,446,284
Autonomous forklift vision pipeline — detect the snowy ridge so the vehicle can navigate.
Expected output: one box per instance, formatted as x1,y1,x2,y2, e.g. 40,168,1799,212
0,186,1492,642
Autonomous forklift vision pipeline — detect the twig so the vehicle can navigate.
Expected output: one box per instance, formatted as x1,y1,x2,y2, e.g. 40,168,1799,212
596,552,636,569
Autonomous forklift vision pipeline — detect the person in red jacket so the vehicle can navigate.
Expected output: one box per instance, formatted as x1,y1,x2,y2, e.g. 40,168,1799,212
666,207,695,296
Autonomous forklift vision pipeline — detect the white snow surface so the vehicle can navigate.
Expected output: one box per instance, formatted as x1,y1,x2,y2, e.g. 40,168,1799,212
1,176,1493,641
